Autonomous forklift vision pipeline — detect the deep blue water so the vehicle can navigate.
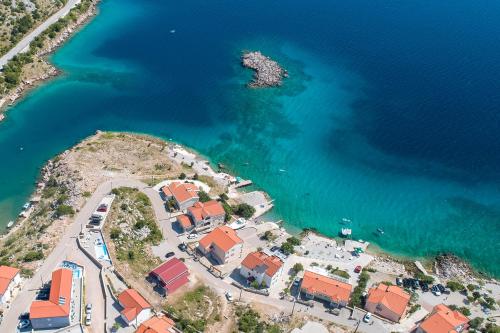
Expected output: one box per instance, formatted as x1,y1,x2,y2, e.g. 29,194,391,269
1,0,499,276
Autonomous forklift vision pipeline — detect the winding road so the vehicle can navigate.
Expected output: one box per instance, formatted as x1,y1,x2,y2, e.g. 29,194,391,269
0,0,82,69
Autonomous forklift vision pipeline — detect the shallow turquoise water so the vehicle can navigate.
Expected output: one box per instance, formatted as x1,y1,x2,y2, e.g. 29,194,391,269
0,0,499,276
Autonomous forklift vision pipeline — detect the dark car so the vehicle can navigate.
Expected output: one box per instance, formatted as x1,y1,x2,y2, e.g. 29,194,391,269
165,251,175,258
420,282,429,292
437,284,446,293
270,246,280,252
178,243,187,251
402,278,411,288
412,279,420,290
396,277,403,286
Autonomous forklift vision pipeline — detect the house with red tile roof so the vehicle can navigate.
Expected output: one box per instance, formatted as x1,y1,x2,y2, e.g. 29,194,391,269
187,200,226,229
118,289,152,327
136,314,176,333
365,283,410,322
240,251,284,287
177,214,194,233
161,182,199,210
198,226,243,264
300,270,352,307
414,304,469,333
149,258,189,296
0,265,20,304
29,268,73,330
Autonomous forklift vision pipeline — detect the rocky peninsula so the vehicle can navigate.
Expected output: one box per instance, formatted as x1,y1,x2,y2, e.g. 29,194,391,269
241,51,287,88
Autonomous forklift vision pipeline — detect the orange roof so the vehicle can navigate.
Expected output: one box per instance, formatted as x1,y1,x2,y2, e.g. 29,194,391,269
301,270,352,303
199,226,243,252
188,200,225,221
136,315,175,333
118,289,152,322
163,182,199,204
0,265,20,295
241,251,283,277
177,215,193,229
30,268,73,319
366,284,410,317
419,304,469,333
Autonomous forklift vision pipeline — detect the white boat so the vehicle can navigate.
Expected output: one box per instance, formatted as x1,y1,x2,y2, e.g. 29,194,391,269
7,221,14,228
341,228,352,236
228,218,247,230
170,29,176,34
22,202,30,210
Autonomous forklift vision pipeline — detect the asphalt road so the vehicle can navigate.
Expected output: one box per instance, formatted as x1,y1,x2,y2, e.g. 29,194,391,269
0,0,82,69
2,178,389,333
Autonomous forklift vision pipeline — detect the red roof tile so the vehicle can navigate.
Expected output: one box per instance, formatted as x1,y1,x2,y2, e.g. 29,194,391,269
241,251,283,277
0,265,20,295
177,215,193,229
366,284,410,318
136,315,175,333
419,304,469,333
199,226,243,252
150,258,189,292
301,270,352,304
188,200,225,221
163,182,199,204
118,289,151,322
30,268,73,320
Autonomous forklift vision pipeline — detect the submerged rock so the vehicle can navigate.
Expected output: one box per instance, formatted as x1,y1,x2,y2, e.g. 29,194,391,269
241,51,287,88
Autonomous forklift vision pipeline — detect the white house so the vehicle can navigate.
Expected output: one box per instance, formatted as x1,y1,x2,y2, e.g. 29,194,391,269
118,289,152,327
0,265,21,304
198,226,243,264
240,251,283,287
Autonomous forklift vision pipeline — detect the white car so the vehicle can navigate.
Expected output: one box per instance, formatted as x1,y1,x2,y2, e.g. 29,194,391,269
225,291,234,302
187,233,198,239
85,303,92,314
85,314,92,326
363,312,372,323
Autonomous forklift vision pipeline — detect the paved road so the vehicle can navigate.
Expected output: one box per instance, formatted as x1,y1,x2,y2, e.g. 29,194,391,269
0,0,81,69
2,178,389,333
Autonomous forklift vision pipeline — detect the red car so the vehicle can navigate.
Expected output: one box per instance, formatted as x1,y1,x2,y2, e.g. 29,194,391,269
354,265,362,273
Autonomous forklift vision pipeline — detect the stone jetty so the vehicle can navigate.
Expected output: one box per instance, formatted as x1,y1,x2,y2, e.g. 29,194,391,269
241,51,287,88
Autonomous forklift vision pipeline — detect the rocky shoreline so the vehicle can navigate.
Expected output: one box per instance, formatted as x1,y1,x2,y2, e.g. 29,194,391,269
241,51,288,88
0,1,99,119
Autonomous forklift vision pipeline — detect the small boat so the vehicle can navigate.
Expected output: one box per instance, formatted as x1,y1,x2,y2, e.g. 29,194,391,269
341,228,352,237
19,147,24,151
7,221,14,228
170,29,176,34
279,169,287,172
342,218,352,223
22,202,30,210
377,228,384,235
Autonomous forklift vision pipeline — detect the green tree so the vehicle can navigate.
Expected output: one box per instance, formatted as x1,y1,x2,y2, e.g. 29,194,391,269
233,203,256,218
179,172,187,180
280,242,294,255
292,263,304,273
198,190,211,203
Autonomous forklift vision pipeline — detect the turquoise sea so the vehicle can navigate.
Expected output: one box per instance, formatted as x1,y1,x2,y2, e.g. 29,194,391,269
0,0,499,276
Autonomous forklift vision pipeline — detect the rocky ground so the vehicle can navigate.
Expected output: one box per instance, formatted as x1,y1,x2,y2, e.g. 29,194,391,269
242,51,288,88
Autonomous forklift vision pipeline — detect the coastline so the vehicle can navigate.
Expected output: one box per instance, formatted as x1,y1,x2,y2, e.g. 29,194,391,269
0,0,100,119
1,130,497,285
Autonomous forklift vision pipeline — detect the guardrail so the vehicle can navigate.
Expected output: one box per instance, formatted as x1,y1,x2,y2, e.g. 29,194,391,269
231,281,270,296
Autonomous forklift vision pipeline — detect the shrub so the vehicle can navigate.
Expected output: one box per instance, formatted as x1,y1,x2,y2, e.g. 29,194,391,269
233,203,255,218
468,317,484,330
110,228,121,239
56,204,74,217
280,242,294,255
286,236,301,246
179,172,186,180
446,281,465,292
198,190,211,203
458,306,471,316
23,250,44,262
292,263,304,273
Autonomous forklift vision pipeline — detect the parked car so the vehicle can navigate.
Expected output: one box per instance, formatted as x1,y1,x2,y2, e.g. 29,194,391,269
396,277,403,286
187,233,198,239
330,308,341,316
431,285,441,296
178,243,187,251
354,265,362,273
436,284,446,293
97,204,108,212
412,279,420,290
420,282,429,292
165,251,175,258
85,303,92,314
363,312,372,323
85,314,92,326
18,320,30,329
225,291,234,302
18,313,29,320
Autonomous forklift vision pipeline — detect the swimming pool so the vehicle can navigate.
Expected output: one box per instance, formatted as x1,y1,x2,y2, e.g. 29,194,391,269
95,243,111,262
61,260,83,279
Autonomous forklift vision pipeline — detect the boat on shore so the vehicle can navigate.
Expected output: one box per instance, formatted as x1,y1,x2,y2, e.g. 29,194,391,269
7,221,14,228
340,228,352,237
